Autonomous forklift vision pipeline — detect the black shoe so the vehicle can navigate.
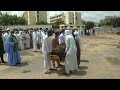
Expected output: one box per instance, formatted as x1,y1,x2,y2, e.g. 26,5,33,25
2,61,7,63
17,62,21,64
49,68,56,70
58,64,64,66
62,72,70,75
45,71,50,74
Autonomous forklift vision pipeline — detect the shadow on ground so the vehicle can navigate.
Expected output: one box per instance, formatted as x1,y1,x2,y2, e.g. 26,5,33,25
1,61,29,67
16,61,29,67
78,66,88,70
105,57,120,66
20,51,34,56
21,70,31,73
80,60,89,63
50,65,87,77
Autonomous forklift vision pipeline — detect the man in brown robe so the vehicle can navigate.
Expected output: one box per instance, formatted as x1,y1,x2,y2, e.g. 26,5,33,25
51,31,63,68
29,30,33,48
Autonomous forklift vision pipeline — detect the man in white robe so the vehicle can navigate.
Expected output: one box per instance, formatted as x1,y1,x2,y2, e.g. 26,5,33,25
63,30,78,75
77,31,82,48
3,30,10,49
32,29,38,52
37,30,42,49
18,31,24,50
86,29,88,36
90,29,93,36
25,32,30,49
14,31,19,41
42,30,53,74
2,31,5,50
17,31,20,50
22,31,26,49
41,30,46,44
59,29,65,45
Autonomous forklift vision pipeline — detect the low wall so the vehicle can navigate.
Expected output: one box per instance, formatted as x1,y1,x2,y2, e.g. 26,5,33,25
0,25,52,30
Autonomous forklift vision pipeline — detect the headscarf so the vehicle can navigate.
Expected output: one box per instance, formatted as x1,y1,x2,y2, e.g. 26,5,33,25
65,30,72,36
10,29,18,52
6,28,10,31
74,31,79,37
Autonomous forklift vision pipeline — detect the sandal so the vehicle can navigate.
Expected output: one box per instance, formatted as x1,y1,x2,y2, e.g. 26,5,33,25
45,71,50,74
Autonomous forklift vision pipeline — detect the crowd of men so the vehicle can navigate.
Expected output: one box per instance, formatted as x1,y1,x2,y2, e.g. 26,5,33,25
0,27,95,75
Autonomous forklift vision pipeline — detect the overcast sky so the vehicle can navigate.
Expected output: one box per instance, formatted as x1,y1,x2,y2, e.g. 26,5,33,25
1,11,120,23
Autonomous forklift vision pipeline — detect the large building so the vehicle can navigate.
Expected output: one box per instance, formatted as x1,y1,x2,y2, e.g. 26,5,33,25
50,11,81,25
50,12,65,24
23,11,47,25
59,24,85,29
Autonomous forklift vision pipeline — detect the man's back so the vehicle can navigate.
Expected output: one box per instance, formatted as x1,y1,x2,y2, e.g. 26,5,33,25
59,33,65,44
52,37,59,48
65,35,77,54
42,35,50,53
4,33,9,40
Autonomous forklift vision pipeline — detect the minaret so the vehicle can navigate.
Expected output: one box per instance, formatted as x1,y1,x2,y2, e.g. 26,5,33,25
74,11,76,24
28,11,30,25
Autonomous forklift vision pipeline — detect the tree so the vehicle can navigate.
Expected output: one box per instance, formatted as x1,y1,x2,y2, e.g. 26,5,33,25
98,23,101,27
99,17,120,28
111,18,120,28
17,17,27,25
36,21,48,25
82,20,86,24
0,13,27,26
52,19,64,29
85,21,95,29
0,13,10,26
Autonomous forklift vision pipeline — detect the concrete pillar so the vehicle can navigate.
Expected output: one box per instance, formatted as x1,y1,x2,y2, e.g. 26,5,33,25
28,11,30,25
74,11,76,24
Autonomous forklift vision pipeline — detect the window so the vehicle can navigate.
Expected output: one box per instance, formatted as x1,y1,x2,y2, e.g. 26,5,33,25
76,17,77,20
70,26,73,28
77,26,80,28
65,26,68,28
61,26,64,28
82,26,84,28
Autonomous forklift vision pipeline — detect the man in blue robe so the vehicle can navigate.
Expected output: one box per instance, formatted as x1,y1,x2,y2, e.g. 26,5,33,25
5,30,21,66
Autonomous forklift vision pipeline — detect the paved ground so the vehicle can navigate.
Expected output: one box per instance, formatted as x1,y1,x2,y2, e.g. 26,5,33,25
0,33,120,79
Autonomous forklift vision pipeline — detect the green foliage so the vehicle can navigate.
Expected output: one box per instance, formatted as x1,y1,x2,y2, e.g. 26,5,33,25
82,20,86,24
111,18,120,28
0,13,27,25
98,24,101,27
52,19,64,29
85,21,95,29
100,17,120,28
36,21,48,25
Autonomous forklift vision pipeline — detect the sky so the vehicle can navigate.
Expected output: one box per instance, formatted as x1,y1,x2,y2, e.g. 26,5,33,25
1,11,120,23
